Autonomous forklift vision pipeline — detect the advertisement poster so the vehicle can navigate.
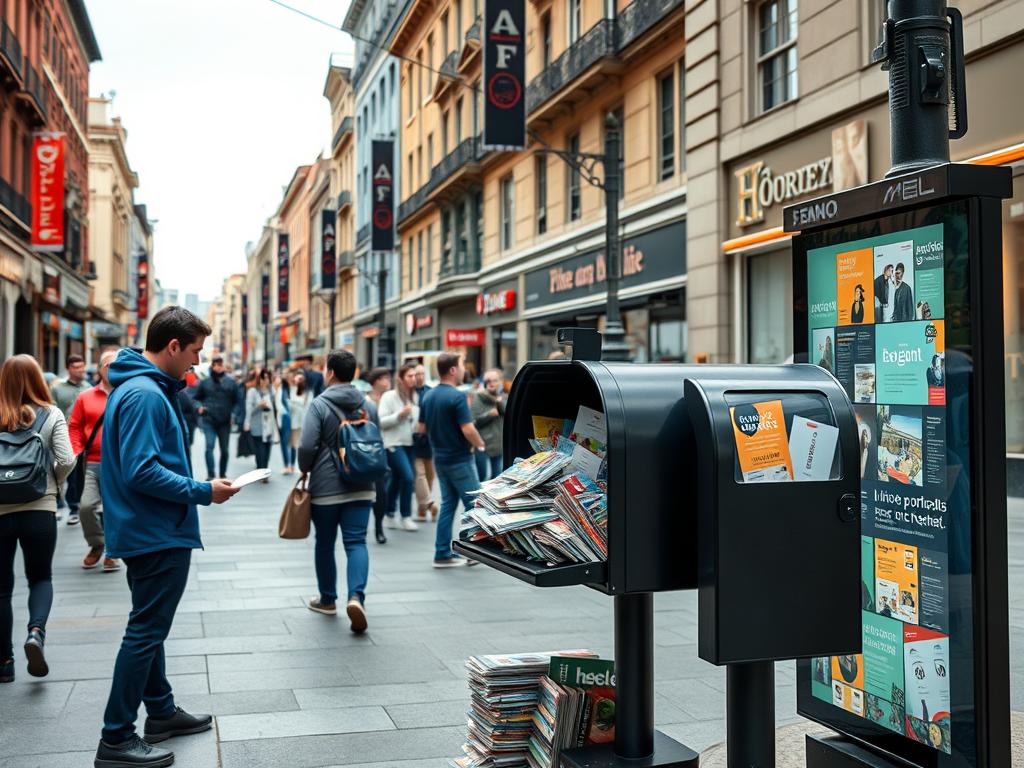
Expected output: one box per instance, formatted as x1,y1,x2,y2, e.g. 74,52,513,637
483,0,526,149
805,222,953,755
30,132,66,252
730,400,793,483
371,140,394,252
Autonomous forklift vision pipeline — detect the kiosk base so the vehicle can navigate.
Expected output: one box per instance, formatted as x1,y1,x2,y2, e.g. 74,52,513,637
560,730,700,767
805,735,905,768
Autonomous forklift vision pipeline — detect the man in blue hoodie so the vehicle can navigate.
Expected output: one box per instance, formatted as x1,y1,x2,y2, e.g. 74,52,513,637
95,307,239,768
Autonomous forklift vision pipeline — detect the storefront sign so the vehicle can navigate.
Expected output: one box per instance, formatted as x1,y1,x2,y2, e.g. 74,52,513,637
734,120,868,228
260,272,270,324
524,220,686,310
30,133,65,252
277,233,290,313
476,289,516,315
446,328,485,346
136,252,149,320
371,140,395,252
405,310,436,336
321,209,337,291
483,0,526,149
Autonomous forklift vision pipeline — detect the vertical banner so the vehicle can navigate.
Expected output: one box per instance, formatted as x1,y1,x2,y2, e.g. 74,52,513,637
136,252,149,320
371,140,394,252
30,133,66,252
277,232,290,314
261,272,270,324
321,208,337,291
483,0,525,149
241,293,249,362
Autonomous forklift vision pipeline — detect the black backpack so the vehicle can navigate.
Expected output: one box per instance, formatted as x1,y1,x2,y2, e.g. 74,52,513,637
0,407,52,504
324,400,389,485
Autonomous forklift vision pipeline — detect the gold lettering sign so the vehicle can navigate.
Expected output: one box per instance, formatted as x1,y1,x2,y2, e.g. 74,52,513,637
735,161,764,227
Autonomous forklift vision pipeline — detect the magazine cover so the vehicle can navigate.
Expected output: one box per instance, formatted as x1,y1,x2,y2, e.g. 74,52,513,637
549,656,616,746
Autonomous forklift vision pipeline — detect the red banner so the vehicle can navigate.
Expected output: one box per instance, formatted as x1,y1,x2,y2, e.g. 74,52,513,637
136,252,149,320
446,328,485,347
30,133,65,252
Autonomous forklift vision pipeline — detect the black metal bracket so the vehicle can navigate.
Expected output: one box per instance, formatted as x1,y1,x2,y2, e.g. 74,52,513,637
557,327,603,362
533,146,608,190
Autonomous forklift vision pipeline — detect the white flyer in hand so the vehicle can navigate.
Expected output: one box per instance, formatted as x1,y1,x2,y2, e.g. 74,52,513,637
230,468,272,488
788,416,840,481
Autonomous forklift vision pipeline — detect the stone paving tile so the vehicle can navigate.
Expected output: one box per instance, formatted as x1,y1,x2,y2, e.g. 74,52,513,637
217,705,395,741
209,665,359,693
176,688,301,716
384,698,468,729
0,680,74,720
294,680,469,710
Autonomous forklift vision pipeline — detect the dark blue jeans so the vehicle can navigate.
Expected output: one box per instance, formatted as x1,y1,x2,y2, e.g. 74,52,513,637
386,445,416,519
102,547,191,744
0,511,56,660
279,412,293,467
474,451,503,482
201,421,231,478
311,502,371,604
434,459,480,561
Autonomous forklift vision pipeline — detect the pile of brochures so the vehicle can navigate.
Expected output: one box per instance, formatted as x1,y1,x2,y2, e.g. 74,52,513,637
461,406,609,565
450,650,597,768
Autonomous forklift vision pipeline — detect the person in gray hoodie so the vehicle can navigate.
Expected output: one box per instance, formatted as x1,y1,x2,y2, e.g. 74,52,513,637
297,349,378,633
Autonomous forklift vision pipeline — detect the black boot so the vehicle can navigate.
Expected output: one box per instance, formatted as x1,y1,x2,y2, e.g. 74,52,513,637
375,522,387,544
94,735,173,767
0,657,13,683
24,627,48,678
143,706,212,743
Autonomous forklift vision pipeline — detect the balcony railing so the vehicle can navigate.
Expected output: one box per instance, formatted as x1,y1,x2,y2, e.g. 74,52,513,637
21,59,47,120
0,177,30,227
427,136,484,193
440,50,459,79
439,250,481,279
357,223,370,244
112,288,131,307
0,19,23,80
331,116,353,151
526,19,617,113
397,186,428,225
617,0,685,51
337,189,352,210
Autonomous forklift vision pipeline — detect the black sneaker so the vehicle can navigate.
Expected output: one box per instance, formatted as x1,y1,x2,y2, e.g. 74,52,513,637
0,657,13,683
94,735,174,767
143,706,212,743
24,628,48,678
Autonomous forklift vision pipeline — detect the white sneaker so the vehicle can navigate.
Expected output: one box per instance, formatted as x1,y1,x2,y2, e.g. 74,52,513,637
66,514,79,526
383,516,400,529
400,518,419,531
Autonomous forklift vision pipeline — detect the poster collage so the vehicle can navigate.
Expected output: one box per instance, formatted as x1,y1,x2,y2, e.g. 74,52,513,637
805,223,952,754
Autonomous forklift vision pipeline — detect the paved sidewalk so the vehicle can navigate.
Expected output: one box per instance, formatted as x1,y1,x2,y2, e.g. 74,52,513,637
1,437,1022,768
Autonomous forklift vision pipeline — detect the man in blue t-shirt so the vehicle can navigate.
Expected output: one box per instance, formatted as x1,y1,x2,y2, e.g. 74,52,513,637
418,352,486,567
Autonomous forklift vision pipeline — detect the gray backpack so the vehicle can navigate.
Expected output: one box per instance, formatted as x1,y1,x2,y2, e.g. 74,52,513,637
0,408,51,504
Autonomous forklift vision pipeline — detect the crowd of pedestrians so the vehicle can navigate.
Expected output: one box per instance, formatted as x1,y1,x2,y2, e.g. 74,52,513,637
0,301,508,767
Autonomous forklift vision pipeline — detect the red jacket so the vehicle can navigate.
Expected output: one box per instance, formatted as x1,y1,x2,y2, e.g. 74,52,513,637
68,385,109,463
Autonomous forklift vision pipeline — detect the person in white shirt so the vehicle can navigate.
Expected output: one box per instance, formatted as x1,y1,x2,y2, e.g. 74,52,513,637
377,364,421,532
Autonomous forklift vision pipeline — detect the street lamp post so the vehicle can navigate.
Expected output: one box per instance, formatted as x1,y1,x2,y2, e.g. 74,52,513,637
262,267,270,366
377,256,389,368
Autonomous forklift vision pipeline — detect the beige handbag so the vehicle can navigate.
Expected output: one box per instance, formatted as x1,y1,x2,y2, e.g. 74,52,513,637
279,473,311,539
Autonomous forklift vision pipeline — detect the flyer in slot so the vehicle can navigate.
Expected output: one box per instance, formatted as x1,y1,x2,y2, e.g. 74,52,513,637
730,400,840,484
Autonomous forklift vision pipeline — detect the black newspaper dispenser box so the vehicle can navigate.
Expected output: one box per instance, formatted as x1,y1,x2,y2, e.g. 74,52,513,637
684,365,862,665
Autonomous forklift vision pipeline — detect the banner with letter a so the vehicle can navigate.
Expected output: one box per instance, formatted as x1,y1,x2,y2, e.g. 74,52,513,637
483,0,525,149
371,140,394,252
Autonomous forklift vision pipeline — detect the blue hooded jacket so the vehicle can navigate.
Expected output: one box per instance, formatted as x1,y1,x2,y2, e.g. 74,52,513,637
100,348,213,558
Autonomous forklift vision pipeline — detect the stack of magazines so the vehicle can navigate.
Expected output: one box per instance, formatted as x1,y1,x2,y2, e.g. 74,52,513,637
461,406,609,565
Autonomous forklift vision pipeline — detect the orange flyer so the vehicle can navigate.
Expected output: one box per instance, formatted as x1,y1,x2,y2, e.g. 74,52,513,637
836,247,875,325
730,400,794,483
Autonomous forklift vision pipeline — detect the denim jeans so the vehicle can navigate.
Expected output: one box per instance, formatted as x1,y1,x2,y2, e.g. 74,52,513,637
101,547,191,744
201,420,231,478
386,445,416,519
253,439,271,470
434,459,480,561
279,412,293,467
475,451,504,482
311,502,371,604
0,511,56,660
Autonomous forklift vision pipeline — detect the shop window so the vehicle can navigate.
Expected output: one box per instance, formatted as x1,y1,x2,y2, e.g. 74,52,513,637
500,174,515,251
658,71,675,181
493,325,518,380
747,248,793,363
756,0,798,113
678,60,686,172
567,133,581,222
1004,176,1024,453
536,155,548,235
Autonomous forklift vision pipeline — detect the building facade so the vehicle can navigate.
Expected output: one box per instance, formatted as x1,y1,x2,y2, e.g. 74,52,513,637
244,224,277,367
390,0,687,377
128,202,154,344
276,163,313,361
343,0,406,368
0,0,100,369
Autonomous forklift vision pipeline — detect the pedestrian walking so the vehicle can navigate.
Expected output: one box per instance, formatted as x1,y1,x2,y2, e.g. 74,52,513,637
286,371,311,474
274,370,294,474
412,363,437,522
177,373,199,451
67,349,120,572
244,369,278,477
417,353,486,568
94,306,239,768
379,363,420,532
0,355,76,684
471,369,506,481
192,355,239,480
297,349,376,632
50,353,90,526
232,370,251,432
296,353,325,398
365,368,392,544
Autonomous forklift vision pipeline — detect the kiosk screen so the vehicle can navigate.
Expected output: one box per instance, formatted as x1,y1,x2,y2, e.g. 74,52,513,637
795,201,976,766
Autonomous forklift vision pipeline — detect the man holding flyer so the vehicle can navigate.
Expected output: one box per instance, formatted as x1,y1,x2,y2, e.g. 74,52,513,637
94,307,239,768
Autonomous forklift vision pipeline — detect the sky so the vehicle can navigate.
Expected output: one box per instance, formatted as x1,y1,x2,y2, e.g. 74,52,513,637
86,0,354,301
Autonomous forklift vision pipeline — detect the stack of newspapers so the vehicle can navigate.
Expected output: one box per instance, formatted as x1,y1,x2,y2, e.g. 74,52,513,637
450,650,597,768
461,406,609,565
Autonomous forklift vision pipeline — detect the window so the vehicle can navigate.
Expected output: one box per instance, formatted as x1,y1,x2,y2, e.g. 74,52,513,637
455,98,463,143
869,0,887,58
567,133,581,222
427,134,434,176
658,72,675,180
427,223,434,282
536,156,547,235
678,61,686,172
417,147,423,187
427,35,434,92
757,0,798,113
541,13,552,68
500,175,515,250
408,153,414,192
455,0,463,43
442,11,449,54
406,66,413,116
747,249,793,362
568,0,581,44
441,111,449,155
417,52,424,104
417,232,423,288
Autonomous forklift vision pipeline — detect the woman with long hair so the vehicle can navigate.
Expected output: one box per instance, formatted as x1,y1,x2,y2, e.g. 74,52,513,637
274,370,293,474
0,355,76,683
364,368,392,544
287,371,311,473
378,364,420,532
243,368,278,479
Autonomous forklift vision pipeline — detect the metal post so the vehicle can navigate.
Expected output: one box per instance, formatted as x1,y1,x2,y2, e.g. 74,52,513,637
602,113,630,362
727,662,775,768
377,256,389,368
328,291,336,351
614,592,654,759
